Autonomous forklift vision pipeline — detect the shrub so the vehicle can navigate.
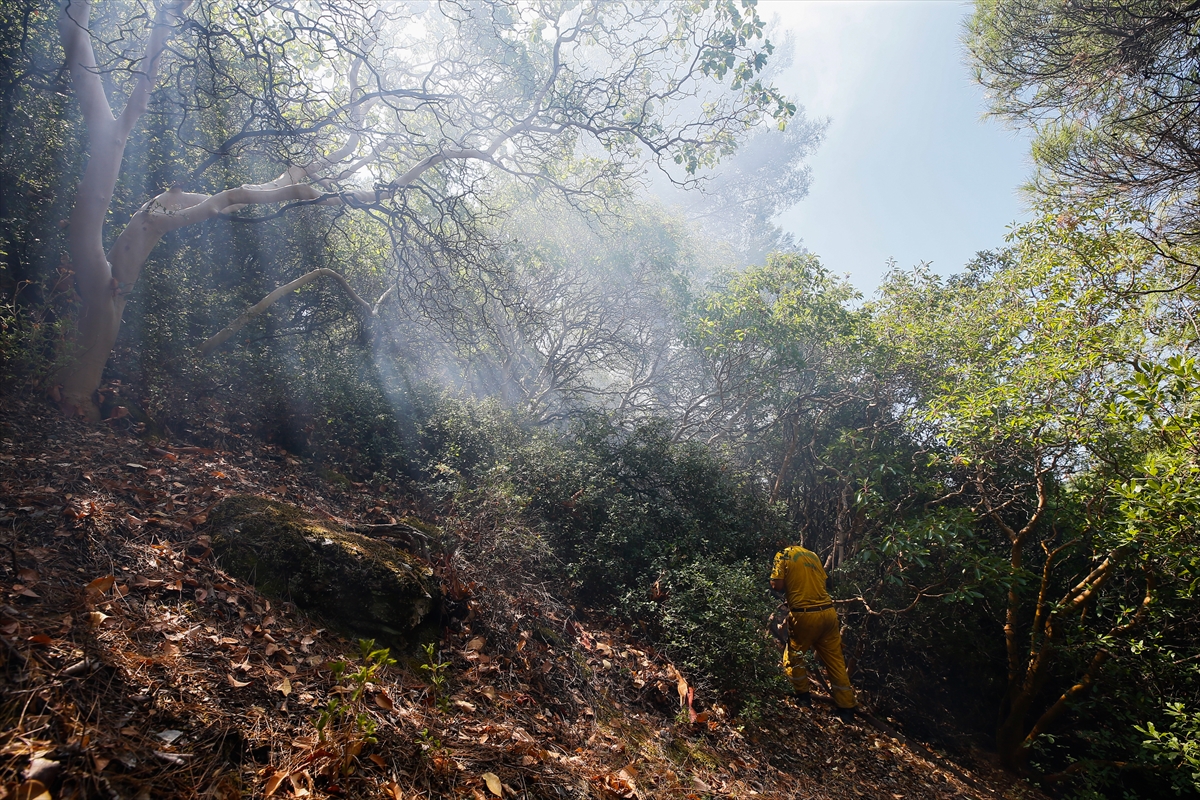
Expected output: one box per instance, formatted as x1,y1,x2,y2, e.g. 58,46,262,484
633,558,786,698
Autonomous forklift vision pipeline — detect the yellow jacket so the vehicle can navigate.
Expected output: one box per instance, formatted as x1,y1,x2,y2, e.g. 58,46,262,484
771,546,832,610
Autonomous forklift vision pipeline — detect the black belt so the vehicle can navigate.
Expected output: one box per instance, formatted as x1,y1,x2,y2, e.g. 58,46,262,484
790,604,833,613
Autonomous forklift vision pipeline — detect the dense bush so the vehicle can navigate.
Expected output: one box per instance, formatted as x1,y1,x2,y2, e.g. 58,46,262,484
398,405,789,697
518,419,780,599
641,558,785,699
512,417,787,696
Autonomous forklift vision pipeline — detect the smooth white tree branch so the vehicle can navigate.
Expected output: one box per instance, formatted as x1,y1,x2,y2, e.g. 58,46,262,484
199,268,376,356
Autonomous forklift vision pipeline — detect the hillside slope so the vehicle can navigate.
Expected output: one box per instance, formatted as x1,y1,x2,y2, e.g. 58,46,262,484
0,396,1044,800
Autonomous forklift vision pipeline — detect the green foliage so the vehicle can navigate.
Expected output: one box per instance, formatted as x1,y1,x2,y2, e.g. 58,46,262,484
679,252,890,564
968,0,1200,238
873,205,1153,463
1111,357,1200,547
1140,704,1200,793
686,253,864,434
315,639,396,755
694,0,796,125
641,558,785,697
848,205,1200,793
0,0,83,390
537,422,781,696
408,400,787,697
419,642,452,712
415,727,443,753
521,417,781,605
415,395,528,488
0,272,75,390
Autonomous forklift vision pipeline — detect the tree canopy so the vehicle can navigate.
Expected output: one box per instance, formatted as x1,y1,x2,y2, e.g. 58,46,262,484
48,0,796,417
969,0,1200,243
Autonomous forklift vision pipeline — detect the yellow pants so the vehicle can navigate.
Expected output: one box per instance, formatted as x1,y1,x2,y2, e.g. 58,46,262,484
784,607,856,709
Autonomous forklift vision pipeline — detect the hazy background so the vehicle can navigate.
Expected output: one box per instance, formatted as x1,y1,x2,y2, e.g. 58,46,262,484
761,0,1034,293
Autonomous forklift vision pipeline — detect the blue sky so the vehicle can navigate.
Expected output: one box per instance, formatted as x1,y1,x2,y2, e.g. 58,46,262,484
760,1,1034,294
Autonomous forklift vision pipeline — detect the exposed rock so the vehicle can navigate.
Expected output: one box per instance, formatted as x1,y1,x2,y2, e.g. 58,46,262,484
209,495,438,650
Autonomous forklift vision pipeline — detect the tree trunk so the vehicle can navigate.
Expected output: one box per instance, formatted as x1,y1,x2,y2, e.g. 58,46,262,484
53,0,191,418
996,699,1033,771
993,544,1141,772
51,0,438,414
52,0,353,415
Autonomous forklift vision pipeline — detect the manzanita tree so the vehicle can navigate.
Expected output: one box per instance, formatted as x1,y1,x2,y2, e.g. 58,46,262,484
52,0,794,417
870,204,1200,774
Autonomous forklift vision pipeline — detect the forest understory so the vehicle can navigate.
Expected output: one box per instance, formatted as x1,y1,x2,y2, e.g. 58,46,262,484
0,395,1040,800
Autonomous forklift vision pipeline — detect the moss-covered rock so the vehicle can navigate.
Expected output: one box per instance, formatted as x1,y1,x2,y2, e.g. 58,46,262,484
209,496,439,650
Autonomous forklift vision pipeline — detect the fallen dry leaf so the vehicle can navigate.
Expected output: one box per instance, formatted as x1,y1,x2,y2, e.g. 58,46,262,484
482,772,502,797
13,779,51,800
85,575,115,594
279,677,292,696
264,771,286,797
227,675,251,688
289,771,312,797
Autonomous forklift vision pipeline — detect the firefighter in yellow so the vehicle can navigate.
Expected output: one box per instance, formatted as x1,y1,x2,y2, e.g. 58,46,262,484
770,545,857,720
